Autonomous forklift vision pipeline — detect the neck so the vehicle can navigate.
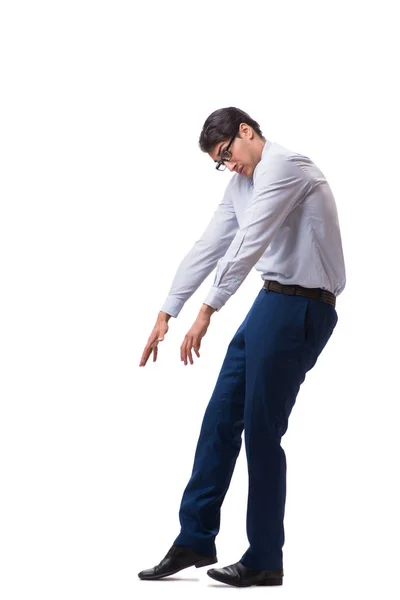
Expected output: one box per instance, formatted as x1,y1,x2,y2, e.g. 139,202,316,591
256,137,267,162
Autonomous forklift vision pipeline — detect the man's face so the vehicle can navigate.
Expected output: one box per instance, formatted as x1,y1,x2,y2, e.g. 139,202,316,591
209,123,261,179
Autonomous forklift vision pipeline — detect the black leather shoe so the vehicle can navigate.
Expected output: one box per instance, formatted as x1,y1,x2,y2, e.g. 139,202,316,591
207,561,283,587
138,544,218,580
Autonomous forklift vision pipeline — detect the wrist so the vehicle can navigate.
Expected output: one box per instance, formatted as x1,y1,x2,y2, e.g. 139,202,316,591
158,311,172,322
199,303,217,318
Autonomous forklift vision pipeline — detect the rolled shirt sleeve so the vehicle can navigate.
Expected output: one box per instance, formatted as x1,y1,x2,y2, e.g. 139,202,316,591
203,156,312,311
160,178,239,318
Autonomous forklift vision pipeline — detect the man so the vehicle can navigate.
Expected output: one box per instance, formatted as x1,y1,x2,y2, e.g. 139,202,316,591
138,107,346,587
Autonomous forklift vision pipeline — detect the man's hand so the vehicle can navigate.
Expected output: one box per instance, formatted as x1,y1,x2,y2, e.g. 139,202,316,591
139,312,171,367
180,304,216,365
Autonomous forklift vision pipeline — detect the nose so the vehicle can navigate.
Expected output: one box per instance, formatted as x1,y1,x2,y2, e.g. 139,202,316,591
226,161,237,172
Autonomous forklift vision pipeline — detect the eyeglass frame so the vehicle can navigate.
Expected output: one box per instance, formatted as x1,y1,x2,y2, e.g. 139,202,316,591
215,126,240,171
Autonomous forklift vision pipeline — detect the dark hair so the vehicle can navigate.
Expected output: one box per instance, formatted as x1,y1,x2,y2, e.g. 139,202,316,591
199,107,264,153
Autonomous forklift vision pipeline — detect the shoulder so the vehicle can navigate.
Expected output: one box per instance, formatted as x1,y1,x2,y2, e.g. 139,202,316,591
253,142,311,186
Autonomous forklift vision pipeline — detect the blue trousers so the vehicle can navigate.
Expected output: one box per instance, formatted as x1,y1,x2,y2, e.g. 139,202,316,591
173,286,338,570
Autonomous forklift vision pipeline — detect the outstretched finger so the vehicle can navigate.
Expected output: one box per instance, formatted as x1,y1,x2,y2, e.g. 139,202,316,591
182,336,193,366
140,338,157,366
180,338,187,364
139,345,151,366
187,338,195,364
193,341,201,358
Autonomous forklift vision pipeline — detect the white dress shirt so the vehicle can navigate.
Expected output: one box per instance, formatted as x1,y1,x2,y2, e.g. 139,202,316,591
160,140,346,318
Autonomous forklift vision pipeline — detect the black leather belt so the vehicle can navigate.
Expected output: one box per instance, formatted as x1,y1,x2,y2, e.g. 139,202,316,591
263,280,336,307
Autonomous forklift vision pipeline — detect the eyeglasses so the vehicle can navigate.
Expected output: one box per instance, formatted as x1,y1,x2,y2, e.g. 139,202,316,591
215,128,239,171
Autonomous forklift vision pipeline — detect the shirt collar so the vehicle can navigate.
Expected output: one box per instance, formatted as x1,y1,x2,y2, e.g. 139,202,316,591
251,140,272,183
261,139,272,157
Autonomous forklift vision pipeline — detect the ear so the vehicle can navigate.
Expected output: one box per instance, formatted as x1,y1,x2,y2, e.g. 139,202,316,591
239,122,253,139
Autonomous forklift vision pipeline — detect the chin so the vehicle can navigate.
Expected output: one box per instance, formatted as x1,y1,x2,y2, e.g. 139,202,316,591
242,168,252,179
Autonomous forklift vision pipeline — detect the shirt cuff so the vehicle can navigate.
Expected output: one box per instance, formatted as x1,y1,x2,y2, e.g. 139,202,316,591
159,296,186,318
203,286,232,311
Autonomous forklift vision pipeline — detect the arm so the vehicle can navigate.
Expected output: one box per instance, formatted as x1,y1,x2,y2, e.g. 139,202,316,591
160,178,239,318
140,180,238,367
203,157,312,311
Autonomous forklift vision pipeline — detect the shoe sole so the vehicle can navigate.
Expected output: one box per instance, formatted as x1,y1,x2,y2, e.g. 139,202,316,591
138,557,218,580
256,578,283,586
207,571,283,587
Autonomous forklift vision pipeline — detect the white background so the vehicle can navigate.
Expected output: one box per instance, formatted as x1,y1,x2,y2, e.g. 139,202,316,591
1,1,399,598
